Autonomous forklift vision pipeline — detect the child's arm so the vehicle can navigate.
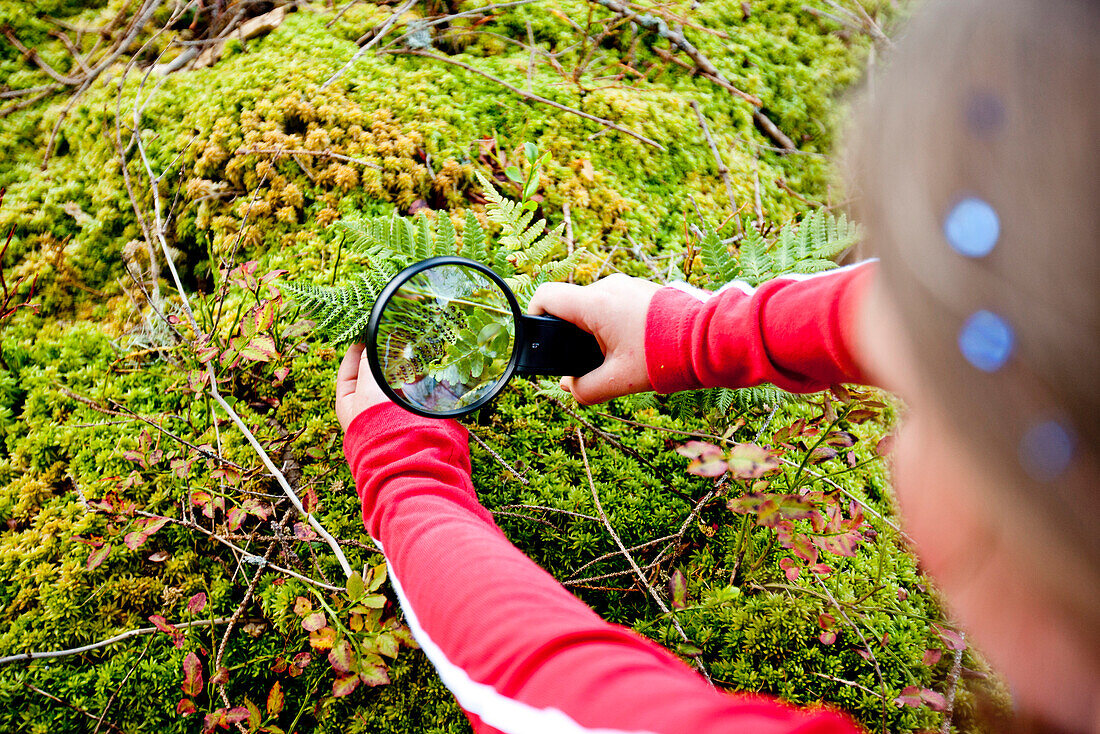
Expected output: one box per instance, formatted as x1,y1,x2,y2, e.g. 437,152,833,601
336,348,860,734
528,262,877,403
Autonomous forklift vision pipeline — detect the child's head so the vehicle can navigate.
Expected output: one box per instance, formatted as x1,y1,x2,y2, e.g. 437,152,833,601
849,0,1099,726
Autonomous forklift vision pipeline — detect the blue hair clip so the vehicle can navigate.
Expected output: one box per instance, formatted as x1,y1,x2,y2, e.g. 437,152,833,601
944,197,1000,258
1019,420,1076,481
958,310,1014,372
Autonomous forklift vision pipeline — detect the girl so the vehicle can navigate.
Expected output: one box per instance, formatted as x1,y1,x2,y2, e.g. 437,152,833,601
335,0,1099,731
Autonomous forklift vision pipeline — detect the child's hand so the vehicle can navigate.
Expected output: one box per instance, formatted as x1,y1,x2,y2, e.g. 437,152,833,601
527,274,662,404
336,344,389,431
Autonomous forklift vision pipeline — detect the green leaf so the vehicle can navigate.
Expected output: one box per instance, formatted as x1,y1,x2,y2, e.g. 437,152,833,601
328,639,353,673
524,142,538,163
266,681,284,717
87,544,111,570
347,572,365,600
504,166,523,183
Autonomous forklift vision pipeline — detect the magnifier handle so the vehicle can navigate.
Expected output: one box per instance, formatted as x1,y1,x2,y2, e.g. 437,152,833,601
515,314,604,376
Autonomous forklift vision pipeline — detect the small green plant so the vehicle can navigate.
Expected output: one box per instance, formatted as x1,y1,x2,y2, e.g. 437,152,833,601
282,145,586,344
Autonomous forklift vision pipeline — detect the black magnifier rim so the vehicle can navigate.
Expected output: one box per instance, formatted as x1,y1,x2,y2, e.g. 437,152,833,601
366,256,524,419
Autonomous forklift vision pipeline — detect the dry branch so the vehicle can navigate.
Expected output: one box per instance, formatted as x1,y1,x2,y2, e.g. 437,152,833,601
690,99,740,221
0,617,239,665
387,49,665,150
322,0,418,88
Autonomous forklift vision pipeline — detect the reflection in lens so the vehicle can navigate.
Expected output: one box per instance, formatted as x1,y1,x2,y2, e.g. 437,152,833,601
374,264,516,414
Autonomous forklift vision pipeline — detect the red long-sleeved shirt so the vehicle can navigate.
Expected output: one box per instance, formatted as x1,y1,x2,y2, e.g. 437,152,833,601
344,263,875,734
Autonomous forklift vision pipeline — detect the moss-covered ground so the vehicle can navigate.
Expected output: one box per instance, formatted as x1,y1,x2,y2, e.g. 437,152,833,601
0,1,1004,732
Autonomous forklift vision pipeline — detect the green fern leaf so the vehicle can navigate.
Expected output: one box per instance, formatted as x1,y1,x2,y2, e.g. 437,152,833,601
436,213,458,256
461,210,488,263
415,216,433,260
738,227,773,286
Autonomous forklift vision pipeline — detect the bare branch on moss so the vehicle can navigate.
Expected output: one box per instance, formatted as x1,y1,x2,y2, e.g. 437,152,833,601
21,682,126,733
690,99,741,221
577,426,712,682
815,575,888,733
379,0,542,51
470,428,529,484
236,146,383,171
0,617,240,666
940,630,966,734
389,49,666,151
322,0,418,88
133,510,346,591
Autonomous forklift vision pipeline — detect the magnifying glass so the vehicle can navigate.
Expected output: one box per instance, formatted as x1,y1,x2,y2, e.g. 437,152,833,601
366,256,604,418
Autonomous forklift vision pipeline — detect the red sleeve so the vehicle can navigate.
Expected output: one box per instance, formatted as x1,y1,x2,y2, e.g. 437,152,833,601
646,262,876,395
345,404,862,734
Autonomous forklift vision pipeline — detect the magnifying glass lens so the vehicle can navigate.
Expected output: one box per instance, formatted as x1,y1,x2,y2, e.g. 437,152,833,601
374,263,516,415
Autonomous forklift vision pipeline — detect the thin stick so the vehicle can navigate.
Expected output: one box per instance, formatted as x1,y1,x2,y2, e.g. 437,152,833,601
690,99,738,217
380,0,543,52
21,683,125,734
92,636,152,734
389,49,664,150
939,631,966,734
815,575,888,733
497,503,600,523
577,427,711,682
0,617,237,665
322,0,418,88
237,146,382,171
469,429,529,484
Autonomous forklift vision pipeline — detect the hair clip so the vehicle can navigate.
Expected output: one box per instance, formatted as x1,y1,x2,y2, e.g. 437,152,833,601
965,90,1006,136
958,310,1014,372
944,197,1000,258
1019,420,1076,481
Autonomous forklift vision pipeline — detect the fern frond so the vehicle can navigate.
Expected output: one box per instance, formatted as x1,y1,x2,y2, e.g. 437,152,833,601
436,213,458,256
738,227,772,286
281,275,379,343
461,210,488,263
415,216,433,260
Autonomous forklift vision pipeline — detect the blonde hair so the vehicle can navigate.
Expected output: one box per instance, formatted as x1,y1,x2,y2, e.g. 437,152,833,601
849,0,1099,647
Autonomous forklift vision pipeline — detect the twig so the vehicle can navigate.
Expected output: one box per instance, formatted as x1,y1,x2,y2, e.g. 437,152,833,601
497,503,599,523
469,429,528,484
690,99,739,219
577,427,711,682
92,636,152,734
809,671,884,699
0,87,58,117
133,510,345,591
777,457,905,536
388,49,664,150
322,0,418,88
815,575,887,733
237,146,383,170
380,0,543,52
568,533,677,579
0,617,237,665
21,683,126,734
939,630,966,734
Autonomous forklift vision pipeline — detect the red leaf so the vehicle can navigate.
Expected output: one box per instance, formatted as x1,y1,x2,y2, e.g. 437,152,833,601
811,530,862,557
302,612,327,632
920,688,948,711
818,631,837,645
187,592,208,614
675,441,723,461
668,569,688,609
328,639,354,673
844,408,879,424
817,614,836,629
267,681,284,716
176,698,196,715
294,522,319,541
143,517,170,535
922,648,943,666
893,685,922,708
332,674,360,697
933,624,967,651
211,666,229,685
87,544,111,570
227,506,246,532
123,531,149,550
273,366,291,383
303,484,319,513
291,652,311,670
875,434,895,457
182,651,203,697
149,615,177,634
726,443,780,479
239,335,278,363
897,587,909,601
293,596,312,615
686,457,729,478
358,664,391,687
808,445,838,464
779,557,800,581
224,707,250,724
